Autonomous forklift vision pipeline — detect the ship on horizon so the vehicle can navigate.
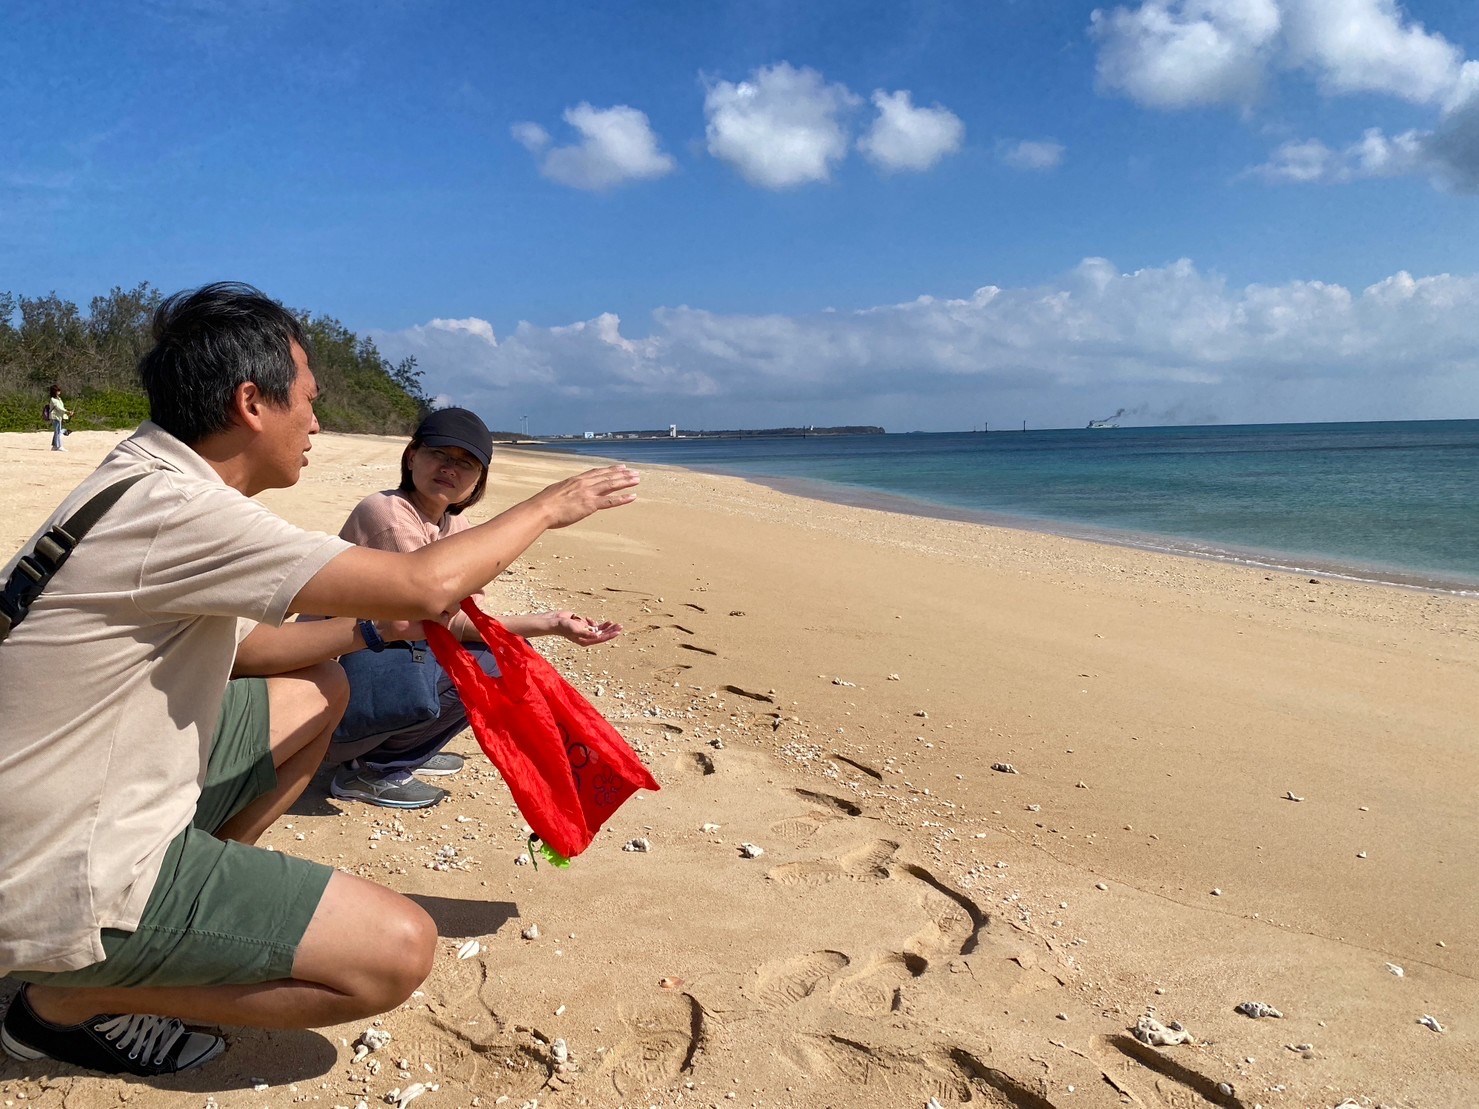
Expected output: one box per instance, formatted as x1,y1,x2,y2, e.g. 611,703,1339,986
1086,418,1120,429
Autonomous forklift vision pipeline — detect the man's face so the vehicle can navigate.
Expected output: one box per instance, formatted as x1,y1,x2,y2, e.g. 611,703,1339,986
256,341,321,491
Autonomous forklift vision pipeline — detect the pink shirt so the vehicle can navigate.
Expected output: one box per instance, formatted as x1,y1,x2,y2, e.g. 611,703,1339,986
339,489,484,620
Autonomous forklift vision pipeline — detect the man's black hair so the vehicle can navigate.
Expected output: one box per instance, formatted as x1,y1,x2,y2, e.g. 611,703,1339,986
137,282,310,444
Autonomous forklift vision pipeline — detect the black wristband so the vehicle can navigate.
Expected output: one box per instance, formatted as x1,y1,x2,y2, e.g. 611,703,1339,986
357,619,386,652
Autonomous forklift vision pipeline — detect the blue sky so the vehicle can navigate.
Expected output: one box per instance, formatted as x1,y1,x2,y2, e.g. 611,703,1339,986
4,0,1479,432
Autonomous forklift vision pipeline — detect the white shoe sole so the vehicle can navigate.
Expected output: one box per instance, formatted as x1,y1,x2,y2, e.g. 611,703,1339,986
2,1025,46,1062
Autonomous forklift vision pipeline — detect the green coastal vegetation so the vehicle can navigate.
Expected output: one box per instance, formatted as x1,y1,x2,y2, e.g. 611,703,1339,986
0,284,428,435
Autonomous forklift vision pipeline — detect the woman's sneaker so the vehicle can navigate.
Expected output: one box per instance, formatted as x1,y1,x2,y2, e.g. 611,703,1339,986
1,988,225,1076
409,753,465,777
330,766,446,809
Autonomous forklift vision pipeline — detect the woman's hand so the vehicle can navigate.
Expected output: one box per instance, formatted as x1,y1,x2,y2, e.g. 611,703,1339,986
549,611,623,646
533,465,639,528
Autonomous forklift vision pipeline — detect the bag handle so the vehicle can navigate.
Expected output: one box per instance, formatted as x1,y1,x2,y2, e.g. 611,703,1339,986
0,473,146,643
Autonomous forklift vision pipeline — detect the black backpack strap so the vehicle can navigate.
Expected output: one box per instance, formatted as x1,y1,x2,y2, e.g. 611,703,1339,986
0,473,148,643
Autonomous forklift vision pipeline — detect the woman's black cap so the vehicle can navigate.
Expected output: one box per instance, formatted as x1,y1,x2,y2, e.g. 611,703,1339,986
416,407,492,467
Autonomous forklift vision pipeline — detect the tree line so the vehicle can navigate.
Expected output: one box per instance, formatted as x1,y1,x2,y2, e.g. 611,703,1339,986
0,283,429,435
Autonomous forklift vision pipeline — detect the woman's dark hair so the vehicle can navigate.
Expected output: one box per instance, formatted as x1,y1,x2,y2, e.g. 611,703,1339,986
399,439,488,516
137,281,310,444
49,384,61,398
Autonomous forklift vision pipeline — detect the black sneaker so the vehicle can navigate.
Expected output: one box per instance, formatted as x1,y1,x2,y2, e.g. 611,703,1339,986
0,988,225,1076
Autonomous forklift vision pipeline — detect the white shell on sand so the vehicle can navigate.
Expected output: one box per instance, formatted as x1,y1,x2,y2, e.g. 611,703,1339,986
623,837,652,852
739,842,765,858
1418,1014,1445,1033
1284,791,1306,802
1132,1014,1195,1046
991,762,1018,774
456,939,481,960
384,1083,437,1108
352,1028,392,1064
522,924,541,940
1386,962,1404,977
1235,1001,1283,1019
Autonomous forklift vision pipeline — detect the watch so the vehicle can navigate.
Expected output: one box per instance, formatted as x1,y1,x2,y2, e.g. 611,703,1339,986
357,619,386,652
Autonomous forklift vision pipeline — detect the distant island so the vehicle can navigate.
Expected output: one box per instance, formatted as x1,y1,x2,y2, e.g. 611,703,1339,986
548,425,885,442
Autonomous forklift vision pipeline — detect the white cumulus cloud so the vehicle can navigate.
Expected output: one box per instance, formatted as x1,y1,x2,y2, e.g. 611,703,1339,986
1092,1,1479,193
1000,139,1066,171
1280,0,1468,105
857,89,964,172
1250,127,1425,183
511,103,675,191
370,259,1479,431
1090,0,1282,109
703,63,860,188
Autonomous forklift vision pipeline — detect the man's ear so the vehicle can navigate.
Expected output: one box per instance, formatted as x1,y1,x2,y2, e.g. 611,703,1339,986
232,381,267,432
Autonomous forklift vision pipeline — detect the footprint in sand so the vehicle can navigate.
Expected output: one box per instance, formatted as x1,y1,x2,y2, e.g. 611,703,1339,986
767,813,827,847
792,787,863,817
898,863,987,960
427,1015,554,1097
604,992,706,1098
831,951,929,1017
766,838,901,888
766,789,868,847
788,1035,1056,1109
747,950,850,1011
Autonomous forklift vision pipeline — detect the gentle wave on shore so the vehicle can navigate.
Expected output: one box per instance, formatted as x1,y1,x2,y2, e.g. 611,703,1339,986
536,420,1479,593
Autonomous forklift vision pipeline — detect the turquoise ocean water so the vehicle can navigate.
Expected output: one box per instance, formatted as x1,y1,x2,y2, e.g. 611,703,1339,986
536,421,1479,593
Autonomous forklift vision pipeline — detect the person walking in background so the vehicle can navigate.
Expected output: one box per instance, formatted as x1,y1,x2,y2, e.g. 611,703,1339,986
46,386,70,452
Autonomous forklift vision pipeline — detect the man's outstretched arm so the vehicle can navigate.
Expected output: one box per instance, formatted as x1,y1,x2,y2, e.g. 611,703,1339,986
289,464,638,622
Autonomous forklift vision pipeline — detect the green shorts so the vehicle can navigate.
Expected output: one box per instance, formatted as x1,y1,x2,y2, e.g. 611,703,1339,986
14,679,333,989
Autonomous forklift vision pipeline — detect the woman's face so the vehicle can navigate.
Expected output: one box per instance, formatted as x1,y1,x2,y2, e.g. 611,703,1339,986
408,443,483,515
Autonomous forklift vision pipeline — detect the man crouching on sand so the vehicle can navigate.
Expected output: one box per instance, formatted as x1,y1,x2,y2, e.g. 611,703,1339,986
0,282,638,1077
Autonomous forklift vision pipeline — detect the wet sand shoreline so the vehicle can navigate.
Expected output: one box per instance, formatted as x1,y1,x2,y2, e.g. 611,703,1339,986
518,444,1479,597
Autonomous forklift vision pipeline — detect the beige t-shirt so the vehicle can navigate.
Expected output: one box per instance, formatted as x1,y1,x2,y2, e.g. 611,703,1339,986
0,423,349,974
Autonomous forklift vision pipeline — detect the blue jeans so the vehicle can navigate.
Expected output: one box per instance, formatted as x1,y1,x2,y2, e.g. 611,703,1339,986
328,641,500,771
50,419,64,450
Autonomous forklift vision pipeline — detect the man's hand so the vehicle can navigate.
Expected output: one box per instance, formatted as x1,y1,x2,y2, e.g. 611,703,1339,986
533,465,639,529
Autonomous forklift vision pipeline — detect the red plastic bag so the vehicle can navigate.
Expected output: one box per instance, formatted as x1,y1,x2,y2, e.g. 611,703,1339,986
423,599,659,861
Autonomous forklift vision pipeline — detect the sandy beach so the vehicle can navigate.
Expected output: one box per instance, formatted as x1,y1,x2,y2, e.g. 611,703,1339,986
3,427,1477,1109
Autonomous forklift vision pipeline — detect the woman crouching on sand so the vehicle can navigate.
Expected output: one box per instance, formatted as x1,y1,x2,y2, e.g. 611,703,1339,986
327,407,621,809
